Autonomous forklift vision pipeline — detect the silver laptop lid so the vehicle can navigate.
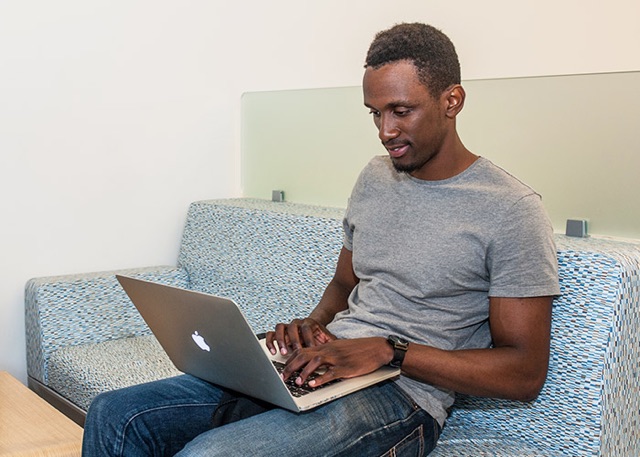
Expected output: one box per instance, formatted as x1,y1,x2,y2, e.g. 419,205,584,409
117,275,298,410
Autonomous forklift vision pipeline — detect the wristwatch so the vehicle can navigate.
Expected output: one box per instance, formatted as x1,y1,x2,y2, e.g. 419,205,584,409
387,335,410,368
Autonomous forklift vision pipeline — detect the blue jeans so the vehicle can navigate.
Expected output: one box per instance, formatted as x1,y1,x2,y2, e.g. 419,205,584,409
82,375,440,457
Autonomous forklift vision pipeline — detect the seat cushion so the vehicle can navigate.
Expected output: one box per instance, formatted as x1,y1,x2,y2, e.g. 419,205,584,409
431,423,549,456
47,335,181,411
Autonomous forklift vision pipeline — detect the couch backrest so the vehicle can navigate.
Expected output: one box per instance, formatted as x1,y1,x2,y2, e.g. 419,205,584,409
178,199,345,333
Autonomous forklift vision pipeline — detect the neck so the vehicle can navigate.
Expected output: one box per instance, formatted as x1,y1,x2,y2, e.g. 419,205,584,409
410,134,477,181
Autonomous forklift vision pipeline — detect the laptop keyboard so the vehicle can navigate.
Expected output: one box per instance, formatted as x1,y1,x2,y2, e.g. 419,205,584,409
272,361,341,397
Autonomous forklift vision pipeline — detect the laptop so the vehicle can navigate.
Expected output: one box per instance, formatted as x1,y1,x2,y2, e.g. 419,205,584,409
116,275,400,412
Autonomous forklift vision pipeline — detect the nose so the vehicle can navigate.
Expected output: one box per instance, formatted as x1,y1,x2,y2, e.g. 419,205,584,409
377,114,400,143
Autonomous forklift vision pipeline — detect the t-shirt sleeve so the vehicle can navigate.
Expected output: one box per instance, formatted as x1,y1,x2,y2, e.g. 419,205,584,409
342,197,354,251
343,162,371,252
487,193,560,298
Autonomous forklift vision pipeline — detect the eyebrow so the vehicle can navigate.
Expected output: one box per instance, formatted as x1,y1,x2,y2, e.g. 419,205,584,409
364,100,415,110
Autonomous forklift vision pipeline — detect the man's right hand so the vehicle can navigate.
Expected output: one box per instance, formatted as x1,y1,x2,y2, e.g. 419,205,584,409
265,318,336,356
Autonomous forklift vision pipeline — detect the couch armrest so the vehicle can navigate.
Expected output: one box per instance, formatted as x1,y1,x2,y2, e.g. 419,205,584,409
25,266,189,384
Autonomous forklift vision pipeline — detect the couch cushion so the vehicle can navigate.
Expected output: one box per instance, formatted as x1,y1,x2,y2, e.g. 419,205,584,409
431,422,548,456
47,335,181,411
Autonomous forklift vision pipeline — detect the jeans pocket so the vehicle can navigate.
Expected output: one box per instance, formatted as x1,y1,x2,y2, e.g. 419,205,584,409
379,425,424,457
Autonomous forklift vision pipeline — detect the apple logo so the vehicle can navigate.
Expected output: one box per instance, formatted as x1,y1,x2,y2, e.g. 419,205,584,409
191,331,210,352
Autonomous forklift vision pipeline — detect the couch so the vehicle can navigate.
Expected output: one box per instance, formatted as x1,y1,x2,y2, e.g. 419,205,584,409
25,198,640,455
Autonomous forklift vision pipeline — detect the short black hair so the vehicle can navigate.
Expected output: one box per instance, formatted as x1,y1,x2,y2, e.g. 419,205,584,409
365,23,461,97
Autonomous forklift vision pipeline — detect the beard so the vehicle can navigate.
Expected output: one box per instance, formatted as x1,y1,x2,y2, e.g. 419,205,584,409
388,141,443,177
390,151,433,175
391,157,420,174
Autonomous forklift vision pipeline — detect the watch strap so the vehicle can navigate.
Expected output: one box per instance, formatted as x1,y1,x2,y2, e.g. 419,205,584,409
387,335,409,368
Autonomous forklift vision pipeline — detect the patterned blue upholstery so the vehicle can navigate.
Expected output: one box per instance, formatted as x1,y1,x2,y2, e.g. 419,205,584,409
25,266,189,384
24,199,640,455
177,199,344,333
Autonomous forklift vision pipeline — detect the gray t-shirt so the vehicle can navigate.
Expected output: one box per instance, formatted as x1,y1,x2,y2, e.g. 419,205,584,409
326,155,560,426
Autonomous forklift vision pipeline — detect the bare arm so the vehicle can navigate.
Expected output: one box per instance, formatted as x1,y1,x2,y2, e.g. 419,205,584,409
400,295,553,400
286,295,552,399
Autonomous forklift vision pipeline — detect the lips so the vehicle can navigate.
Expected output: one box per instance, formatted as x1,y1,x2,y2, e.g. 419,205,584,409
385,142,410,159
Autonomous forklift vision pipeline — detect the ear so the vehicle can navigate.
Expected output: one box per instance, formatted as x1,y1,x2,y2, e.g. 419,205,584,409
443,84,465,119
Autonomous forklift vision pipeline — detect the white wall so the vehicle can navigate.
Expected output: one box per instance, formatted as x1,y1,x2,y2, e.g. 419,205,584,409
2,0,639,383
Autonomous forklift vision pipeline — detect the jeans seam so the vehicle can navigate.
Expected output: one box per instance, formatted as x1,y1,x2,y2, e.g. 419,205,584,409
392,384,442,442
380,424,424,457
432,415,441,443
115,402,219,456
336,406,424,457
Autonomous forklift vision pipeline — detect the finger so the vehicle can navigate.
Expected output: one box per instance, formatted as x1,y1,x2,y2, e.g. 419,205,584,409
285,320,305,352
299,322,318,347
273,323,290,355
280,350,308,381
295,355,327,386
306,367,337,388
264,331,276,354
299,358,347,388
314,328,336,345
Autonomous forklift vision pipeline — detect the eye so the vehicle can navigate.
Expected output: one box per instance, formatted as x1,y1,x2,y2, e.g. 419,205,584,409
368,109,380,118
394,109,411,117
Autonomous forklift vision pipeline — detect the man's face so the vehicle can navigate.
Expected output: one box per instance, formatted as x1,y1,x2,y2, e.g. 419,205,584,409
363,60,451,180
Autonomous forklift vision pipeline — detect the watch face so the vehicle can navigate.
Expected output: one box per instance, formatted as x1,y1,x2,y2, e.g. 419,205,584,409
388,335,409,349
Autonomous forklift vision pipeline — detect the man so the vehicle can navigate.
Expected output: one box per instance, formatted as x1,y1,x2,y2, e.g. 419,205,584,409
83,23,559,456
